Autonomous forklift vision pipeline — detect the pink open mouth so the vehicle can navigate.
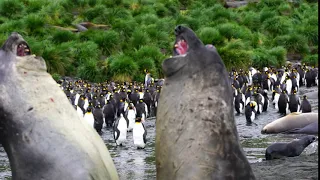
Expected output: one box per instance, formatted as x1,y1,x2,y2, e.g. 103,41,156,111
17,43,31,56
174,39,188,55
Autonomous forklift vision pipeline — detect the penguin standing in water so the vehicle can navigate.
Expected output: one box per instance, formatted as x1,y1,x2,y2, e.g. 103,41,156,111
93,103,104,133
103,100,116,128
300,95,312,113
83,106,94,128
126,102,136,132
262,89,269,112
288,89,300,113
143,89,152,117
278,90,289,115
234,88,245,115
136,99,147,123
245,101,257,125
285,75,292,95
133,117,147,149
113,113,129,146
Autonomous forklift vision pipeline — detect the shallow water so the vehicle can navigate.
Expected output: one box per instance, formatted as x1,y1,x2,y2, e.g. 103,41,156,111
0,86,317,180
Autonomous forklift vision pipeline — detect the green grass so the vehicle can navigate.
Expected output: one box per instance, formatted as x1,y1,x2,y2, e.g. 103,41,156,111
0,0,317,82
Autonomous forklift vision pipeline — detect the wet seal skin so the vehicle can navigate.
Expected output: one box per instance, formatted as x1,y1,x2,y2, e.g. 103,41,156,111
261,112,318,134
265,135,317,160
0,32,119,180
156,25,256,180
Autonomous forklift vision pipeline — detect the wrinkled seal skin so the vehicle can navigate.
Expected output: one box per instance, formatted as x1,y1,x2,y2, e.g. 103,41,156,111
261,112,318,134
0,33,119,180
156,26,256,180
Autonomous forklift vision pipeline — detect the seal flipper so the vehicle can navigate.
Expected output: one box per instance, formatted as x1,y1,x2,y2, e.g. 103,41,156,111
162,56,187,77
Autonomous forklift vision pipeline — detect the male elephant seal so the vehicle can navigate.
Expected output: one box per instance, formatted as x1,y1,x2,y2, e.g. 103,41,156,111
261,112,318,134
0,33,119,180
265,135,317,160
156,25,255,180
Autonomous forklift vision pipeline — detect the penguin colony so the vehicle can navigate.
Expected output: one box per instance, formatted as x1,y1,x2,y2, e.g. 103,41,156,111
58,63,317,148
58,77,164,149
229,63,318,125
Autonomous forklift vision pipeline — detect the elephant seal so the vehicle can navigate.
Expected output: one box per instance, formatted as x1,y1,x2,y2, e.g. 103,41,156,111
0,33,119,180
265,135,317,160
261,112,318,134
283,121,318,135
156,25,256,180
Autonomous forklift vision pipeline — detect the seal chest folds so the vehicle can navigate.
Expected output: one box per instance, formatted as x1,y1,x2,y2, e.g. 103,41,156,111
156,25,256,180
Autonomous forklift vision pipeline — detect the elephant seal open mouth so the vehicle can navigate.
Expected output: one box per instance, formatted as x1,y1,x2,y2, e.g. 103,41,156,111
156,25,256,180
0,32,119,180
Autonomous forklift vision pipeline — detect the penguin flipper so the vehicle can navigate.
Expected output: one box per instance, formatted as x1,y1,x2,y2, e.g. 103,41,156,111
142,123,147,144
114,129,120,142
124,116,129,128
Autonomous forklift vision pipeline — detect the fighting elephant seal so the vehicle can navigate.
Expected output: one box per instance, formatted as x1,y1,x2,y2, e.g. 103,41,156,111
156,25,256,180
265,135,317,160
261,112,318,134
0,33,119,180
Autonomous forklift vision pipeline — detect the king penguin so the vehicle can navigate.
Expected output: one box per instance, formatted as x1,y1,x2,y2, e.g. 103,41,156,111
126,102,136,132
83,106,94,128
93,103,104,133
245,101,257,124
113,113,129,146
278,90,290,115
133,117,147,149
288,89,300,113
300,95,312,113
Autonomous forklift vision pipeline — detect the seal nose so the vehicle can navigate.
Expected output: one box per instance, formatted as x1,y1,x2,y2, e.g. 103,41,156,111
174,25,183,35
261,129,267,134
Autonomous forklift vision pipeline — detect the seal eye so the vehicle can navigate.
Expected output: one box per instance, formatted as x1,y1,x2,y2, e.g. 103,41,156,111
17,42,31,57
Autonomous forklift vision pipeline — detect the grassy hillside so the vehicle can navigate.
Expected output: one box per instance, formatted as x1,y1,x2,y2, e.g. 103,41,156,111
0,0,317,82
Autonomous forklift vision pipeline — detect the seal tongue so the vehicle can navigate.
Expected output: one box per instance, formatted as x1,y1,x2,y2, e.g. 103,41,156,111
174,40,188,55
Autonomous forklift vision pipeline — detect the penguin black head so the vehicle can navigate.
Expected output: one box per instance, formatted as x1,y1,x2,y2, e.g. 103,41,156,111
292,89,297,94
135,117,142,123
87,106,93,113
303,95,307,99
95,104,102,109
139,99,144,103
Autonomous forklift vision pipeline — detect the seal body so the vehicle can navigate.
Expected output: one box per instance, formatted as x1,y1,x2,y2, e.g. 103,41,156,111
156,25,255,180
262,112,318,134
284,121,318,135
0,33,119,180
265,135,316,160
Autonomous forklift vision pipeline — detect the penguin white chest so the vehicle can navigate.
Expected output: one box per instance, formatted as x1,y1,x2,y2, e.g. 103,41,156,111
133,123,146,148
116,116,128,144
127,110,136,131
83,113,94,128
76,106,84,118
